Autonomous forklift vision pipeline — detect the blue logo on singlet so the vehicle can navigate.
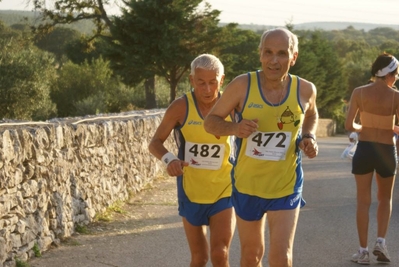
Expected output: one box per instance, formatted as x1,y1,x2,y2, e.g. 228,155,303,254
248,102,263,109
188,120,202,125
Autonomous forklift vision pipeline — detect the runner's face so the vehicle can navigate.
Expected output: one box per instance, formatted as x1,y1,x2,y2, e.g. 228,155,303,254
260,31,297,81
190,68,224,104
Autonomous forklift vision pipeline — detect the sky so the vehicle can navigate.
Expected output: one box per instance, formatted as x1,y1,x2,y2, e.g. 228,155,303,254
0,0,398,27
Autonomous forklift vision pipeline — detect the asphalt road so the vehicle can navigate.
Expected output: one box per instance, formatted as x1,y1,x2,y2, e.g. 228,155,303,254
29,135,399,267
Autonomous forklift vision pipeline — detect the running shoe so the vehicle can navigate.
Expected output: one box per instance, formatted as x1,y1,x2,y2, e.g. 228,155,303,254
351,250,370,265
373,241,391,263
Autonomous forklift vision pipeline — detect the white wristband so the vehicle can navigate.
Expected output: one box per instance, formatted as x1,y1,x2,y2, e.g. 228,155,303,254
161,152,178,167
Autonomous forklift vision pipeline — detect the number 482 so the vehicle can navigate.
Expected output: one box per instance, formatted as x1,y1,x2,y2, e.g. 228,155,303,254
188,144,221,158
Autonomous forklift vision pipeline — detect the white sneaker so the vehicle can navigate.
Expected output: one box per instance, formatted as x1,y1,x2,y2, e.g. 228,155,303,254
351,250,370,265
373,241,391,263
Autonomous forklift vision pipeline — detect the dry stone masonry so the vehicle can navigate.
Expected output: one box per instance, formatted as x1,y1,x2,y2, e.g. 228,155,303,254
0,110,175,267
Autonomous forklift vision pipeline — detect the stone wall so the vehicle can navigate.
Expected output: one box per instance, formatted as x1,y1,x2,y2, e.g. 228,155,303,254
0,109,335,267
0,110,175,267
316,118,336,137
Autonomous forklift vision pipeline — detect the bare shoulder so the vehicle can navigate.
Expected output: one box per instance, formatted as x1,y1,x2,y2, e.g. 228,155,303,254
352,86,361,93
208,73,250,116
224,73,249,94
354,84,368,92
351,84,370,99
298,77,317,97
164,95,187,125
221,73,251,111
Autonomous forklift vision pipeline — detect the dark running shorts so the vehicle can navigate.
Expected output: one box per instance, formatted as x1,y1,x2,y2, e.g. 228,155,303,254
232,189,305,221
178,197,232,226
352,141,397,178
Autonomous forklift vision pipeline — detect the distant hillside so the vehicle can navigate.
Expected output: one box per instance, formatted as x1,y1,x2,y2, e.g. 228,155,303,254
0,10,37,25
294,21,399,31
1,10,399,34
0,10,95,35
230,21,399,32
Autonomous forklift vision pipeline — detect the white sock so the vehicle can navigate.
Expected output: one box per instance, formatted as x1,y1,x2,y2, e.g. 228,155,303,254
359,246,368,253
377,237,386,246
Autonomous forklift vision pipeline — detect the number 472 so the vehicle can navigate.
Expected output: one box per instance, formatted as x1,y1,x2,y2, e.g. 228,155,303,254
251,132,286,148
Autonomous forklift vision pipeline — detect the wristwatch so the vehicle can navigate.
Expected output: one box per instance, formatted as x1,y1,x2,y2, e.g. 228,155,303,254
302,133,316,141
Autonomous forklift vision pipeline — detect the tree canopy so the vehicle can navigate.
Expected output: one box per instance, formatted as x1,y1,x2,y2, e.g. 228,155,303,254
0,22,57,120
110,0,225,102
1,5,399,132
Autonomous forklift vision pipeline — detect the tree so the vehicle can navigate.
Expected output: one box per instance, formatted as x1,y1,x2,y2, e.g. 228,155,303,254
0,23,57,120
64,37,111,64
30,0,116,39
218,24,261,83
29,0,160,108
291,31,346,119
343,47,378,98
10,23,31,33
34,27,82,64
0,19,23,39
51,57,128,117
28,0,235,107
110,0,224,104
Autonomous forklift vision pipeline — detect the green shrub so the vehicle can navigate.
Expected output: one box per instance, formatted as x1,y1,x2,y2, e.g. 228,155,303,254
32,243,41,257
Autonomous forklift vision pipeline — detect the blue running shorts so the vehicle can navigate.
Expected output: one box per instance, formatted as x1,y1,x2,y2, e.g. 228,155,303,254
232,189,305,221
178,197,233,226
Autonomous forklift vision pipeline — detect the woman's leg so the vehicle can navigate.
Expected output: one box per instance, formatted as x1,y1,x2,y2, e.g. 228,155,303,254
375,174,395,238
354,173,373,248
